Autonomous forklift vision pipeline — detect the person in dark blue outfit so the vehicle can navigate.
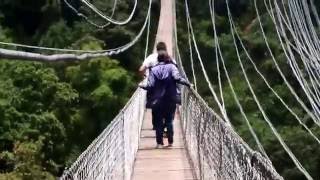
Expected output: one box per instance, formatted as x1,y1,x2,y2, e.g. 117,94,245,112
139,51,190,148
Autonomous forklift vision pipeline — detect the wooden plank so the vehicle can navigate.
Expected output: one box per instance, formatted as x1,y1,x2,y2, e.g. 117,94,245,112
131,109,196,180
132,0,196,179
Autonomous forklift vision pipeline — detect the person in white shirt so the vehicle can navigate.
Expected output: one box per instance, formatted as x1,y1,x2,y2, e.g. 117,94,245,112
139,42,176,75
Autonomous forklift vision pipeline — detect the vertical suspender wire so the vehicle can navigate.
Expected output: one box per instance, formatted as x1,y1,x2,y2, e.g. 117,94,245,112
279,0,320,101
185,13,198,91
290,1,320,111
227,0,320,145
208,0,270,158
173,6,188,79
261,0,320,126
293,0,320,58
277,0,320,119
254,0,320,143
185,0,231,126
300,0,320,75
288,0,320,98
309,0,320,27
277,0,320,73
209,0,226,116
144,11,151,60
286,0,320,94
109,0,119,21
225,0,313,178
271,0,320,123
274,0,320,123
187,19,198,91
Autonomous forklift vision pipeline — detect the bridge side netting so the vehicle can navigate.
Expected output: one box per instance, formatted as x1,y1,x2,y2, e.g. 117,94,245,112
60,89,146,180
180,88,283,180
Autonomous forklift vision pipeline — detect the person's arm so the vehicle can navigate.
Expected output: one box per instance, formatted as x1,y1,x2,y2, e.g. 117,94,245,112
139,55,150,76
139,53,157,76
171,65,190,87
138,65,147,76
139,69,156,90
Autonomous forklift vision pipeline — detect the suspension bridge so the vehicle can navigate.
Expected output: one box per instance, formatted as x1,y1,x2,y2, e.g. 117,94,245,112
1,0,320,179
58,0,282,179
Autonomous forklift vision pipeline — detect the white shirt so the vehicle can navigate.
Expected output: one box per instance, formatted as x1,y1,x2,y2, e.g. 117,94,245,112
142,53,177,69
140,53,178,87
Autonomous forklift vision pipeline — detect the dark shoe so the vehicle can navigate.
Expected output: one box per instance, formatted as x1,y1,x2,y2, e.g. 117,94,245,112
167,143,173,148
156,144,164,149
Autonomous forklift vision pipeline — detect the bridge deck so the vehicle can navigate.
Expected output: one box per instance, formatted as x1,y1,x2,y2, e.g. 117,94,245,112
132,110,196,180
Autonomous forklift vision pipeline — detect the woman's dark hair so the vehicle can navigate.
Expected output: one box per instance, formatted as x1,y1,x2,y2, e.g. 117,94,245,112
157,50,169,62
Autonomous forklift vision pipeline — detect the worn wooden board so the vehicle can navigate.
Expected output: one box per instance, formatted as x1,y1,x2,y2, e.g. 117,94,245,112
132,109,196,180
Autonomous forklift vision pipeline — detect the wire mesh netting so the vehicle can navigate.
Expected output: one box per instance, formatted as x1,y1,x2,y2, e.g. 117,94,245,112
60,89,146,180
180,87,283,180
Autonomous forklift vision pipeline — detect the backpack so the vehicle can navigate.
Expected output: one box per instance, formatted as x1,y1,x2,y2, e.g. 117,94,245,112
146,64,181,108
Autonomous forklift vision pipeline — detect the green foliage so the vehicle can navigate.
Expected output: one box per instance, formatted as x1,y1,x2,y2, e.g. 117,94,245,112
0,0,145,177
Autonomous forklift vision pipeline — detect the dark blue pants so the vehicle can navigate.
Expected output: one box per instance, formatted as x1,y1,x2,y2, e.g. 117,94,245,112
152,103,176,145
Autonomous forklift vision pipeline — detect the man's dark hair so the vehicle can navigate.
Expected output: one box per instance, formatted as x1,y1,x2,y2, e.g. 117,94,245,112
156,42,167,51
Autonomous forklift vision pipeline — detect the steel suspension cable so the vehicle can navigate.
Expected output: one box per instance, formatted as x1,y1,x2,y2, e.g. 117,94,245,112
254,0,320,137
261,0,320,125
0,0,152,59
227,0,320,145
208,0,270,158
309,0,320,27
80,0,138,25
272,0,320,121
186,19,198,91
225,0,313,179
63,0,115,29
185,0,230,125
288,0,320,99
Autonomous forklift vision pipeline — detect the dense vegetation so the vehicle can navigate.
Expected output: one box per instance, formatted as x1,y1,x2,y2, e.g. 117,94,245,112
176,0,320,179
0,0,157,178
0,0,319,179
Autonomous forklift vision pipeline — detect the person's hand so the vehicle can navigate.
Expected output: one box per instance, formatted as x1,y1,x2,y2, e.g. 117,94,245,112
189,83,194,89
138,80,147,89
138,81,144,88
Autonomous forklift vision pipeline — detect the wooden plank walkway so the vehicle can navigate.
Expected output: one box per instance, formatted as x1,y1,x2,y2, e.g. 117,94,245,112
132,0,196,179
131,110,196,180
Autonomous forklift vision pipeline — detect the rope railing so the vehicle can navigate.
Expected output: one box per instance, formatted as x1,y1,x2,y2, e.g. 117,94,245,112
60,89,146,180
180,87,283,180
